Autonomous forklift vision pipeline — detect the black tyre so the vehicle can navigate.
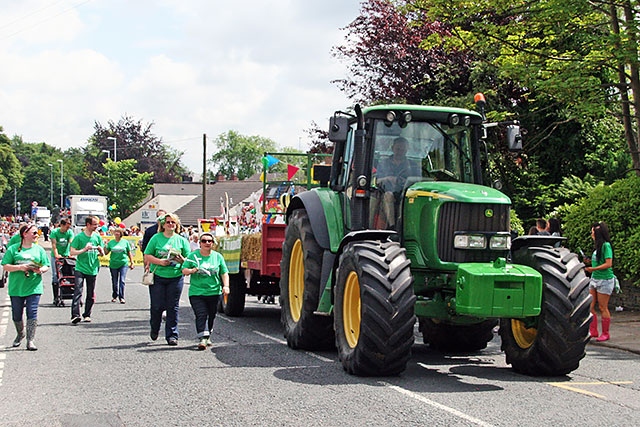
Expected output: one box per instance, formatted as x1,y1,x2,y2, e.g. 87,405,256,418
419,318,497,352
221,271,246,317
500,246,591,376
334,240,416,376
280,209,334,350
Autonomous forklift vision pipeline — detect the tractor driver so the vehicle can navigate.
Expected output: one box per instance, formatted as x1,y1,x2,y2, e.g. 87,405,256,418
370,137,420,230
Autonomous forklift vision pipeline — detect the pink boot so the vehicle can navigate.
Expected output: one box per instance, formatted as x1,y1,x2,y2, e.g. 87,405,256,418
589,314,599,338
597,317,610,342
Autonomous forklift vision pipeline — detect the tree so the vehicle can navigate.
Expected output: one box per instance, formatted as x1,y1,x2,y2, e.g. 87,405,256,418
209,131,276,180
0,130,24,201
413,0,640,174
306,121,332,155
94,159,153,219
332,0,474,105
86,115,187,189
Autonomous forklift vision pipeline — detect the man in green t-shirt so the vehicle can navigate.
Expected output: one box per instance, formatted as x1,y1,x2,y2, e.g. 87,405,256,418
7,223,27,247
49,218,74,306
69,216,104,324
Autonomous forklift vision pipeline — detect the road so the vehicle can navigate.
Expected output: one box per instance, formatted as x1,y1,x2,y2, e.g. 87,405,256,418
0,266,638,426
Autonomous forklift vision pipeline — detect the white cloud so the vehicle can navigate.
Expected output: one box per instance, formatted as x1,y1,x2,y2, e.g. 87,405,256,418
0,0,360,172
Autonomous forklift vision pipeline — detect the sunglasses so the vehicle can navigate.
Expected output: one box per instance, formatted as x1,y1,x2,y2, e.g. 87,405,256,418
200,239,213,243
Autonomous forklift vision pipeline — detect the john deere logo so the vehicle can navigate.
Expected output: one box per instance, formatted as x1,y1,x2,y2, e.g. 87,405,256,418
485,209,494,218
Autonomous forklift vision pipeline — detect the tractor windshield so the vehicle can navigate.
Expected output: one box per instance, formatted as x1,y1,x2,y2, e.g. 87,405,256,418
371,119,474,185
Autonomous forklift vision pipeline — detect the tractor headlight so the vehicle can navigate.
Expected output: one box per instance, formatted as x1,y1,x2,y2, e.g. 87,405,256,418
454,234,486,249
489,234,511,250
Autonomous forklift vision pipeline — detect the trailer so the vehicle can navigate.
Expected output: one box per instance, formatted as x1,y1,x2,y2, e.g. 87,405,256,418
212,152,331,316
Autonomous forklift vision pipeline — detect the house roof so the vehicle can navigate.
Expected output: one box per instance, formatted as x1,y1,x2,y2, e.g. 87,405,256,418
174,179,263,226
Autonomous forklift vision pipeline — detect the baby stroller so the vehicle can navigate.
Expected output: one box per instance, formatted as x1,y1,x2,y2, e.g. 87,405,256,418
54,257,76,307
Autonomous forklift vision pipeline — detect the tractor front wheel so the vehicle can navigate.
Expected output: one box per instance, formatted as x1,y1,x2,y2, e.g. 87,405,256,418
500,246,592,376
334,240,416,376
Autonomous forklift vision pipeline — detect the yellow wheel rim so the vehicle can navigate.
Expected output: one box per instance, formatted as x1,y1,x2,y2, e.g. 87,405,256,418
343,271,361,348
288,239,304,322
511,319,537,349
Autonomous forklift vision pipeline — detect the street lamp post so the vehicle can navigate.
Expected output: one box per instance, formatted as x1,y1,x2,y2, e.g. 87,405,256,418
57,159,64,211
107,136,117,162
48,163,53,208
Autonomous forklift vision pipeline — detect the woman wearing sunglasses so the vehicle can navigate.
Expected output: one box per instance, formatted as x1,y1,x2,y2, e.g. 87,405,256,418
143,213,191,346
1,224,50,350
182,232,229,350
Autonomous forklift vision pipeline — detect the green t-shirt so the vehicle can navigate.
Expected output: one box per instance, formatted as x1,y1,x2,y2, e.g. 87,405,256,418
71,231,104,275
144,233,190,279
8,233,21,247
1,244,50,297
591,241,614,280
107,239,132,269
185,250,229,296
50,227,75,257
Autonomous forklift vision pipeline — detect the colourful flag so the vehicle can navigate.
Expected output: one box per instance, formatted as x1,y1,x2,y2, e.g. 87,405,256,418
287,164,300,180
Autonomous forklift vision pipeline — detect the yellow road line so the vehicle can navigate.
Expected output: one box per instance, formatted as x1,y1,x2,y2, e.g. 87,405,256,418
547,381,633,399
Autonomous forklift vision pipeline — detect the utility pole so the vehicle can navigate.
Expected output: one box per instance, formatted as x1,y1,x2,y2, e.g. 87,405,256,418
202,133,207,219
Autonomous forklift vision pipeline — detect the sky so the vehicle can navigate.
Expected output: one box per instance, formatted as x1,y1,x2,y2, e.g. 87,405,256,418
0,0,361,173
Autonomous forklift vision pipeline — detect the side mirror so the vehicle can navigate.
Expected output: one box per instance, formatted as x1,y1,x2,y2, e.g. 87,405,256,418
328,116,349,143
507,125,522,151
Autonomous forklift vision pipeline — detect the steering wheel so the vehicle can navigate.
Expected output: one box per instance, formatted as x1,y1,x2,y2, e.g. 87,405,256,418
425,169,458,181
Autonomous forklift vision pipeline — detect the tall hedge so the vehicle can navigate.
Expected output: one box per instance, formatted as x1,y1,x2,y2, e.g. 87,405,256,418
563,176,640,285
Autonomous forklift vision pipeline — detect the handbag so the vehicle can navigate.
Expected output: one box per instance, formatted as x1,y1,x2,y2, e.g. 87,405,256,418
142,266,156,286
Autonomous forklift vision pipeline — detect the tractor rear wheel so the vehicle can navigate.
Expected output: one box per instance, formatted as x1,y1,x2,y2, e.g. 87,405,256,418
221,271,246,317
334,240,416,376
280,209,334,350
420,318,497,352
500,246,592,376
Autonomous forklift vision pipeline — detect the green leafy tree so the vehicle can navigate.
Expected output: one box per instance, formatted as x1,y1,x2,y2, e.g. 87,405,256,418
414,0,640,174
0,130,24,201
209,130,276,180
86,115,187,189
94,159,153,219
563,176,640,284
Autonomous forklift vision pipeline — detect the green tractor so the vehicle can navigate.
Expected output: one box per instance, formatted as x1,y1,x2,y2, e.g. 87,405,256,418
280,100,592,376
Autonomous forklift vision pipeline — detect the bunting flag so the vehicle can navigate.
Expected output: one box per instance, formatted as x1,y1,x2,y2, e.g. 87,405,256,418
262,154,280,169
287,164,300,180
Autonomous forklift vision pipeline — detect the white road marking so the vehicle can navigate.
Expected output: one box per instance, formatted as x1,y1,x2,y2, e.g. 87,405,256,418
382,382,497,427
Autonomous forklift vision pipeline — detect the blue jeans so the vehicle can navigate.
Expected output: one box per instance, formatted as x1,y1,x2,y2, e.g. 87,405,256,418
189,295,220,338
110,265,128,299
149,275,184,341
11,294,41,322
72,271,96,319
51,256,58,284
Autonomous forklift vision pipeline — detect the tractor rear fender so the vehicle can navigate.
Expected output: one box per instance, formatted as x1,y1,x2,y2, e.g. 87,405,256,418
286,189,344,252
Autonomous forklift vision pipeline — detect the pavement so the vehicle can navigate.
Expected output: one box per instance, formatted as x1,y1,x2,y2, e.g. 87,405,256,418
590,308,640,355
34,237,640,355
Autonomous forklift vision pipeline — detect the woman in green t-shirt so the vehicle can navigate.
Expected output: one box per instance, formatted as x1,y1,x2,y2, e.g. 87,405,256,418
104,229,134,304
182,232,229,350
584,221,614,342
1,224,50,351
143,213,190,346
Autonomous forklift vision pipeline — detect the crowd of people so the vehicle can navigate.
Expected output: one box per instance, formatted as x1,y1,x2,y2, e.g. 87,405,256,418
1,211,230,351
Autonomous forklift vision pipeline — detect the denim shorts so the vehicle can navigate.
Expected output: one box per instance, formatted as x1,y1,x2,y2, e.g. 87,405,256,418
589,277,615,295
